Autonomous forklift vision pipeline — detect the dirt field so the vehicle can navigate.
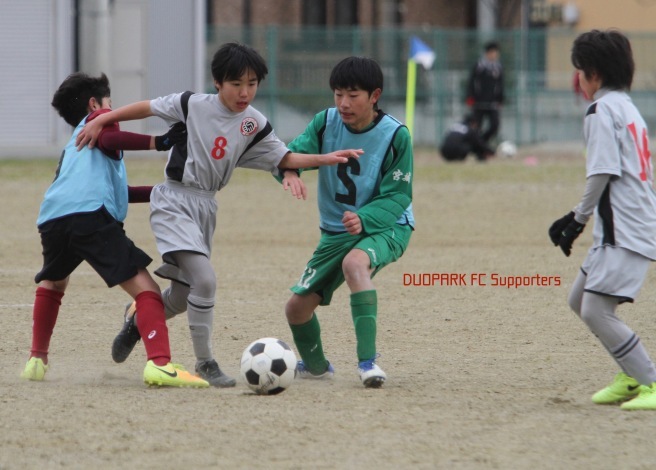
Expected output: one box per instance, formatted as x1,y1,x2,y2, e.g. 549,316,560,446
2,146,656,470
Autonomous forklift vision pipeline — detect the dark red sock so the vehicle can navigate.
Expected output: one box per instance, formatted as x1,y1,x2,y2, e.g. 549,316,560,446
135,291,171,366
30,287,64,364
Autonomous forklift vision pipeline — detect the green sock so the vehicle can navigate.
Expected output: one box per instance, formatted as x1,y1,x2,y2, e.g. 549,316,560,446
289,313,328,374
351,290,377,362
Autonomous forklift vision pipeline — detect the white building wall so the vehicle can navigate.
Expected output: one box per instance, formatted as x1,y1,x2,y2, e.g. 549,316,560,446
0,0,205,157
0,0,74,153
112,0,205,135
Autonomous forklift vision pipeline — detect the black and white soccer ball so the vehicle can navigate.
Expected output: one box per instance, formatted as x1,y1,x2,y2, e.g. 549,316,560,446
240,337,297,395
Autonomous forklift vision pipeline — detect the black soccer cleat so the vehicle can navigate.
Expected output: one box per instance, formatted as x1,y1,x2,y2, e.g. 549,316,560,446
111,302,141,363
195,359,236,388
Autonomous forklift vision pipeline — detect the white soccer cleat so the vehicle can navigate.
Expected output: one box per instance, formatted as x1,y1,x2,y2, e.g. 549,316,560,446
357,356,386,388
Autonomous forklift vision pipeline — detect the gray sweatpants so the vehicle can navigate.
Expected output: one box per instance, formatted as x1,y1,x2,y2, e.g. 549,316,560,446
568,270,656,385
161,251,216,365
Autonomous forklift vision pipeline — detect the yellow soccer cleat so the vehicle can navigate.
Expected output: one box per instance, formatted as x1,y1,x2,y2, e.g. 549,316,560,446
591,372,640,404
20,357,48,381
621,383,656,410
143,360,209,388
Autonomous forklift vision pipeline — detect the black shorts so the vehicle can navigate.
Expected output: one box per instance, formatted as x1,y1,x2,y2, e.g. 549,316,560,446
35,207,152,287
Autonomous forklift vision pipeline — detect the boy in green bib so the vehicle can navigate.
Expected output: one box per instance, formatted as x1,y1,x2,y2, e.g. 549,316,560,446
284,57,414,388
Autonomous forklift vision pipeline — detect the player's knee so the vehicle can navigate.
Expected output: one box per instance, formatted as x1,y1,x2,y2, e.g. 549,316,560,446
41,278,68,293
579,301,611,332
122,270,161,296
142,275,162,294
285,296,301,322
579,308,601,331
162,287,187,317
285,295,312,324
567,293,582,316
342,250,369,281
190,272,217,299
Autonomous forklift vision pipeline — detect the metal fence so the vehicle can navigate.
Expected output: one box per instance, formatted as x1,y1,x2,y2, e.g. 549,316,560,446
206,25,656,147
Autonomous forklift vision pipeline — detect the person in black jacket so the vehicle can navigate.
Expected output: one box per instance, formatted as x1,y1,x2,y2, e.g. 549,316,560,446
465,41,504,145
439,114,494,162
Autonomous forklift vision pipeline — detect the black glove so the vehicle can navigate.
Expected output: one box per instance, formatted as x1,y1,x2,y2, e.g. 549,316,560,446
549,211,575,245
154,122,187,151
558,219,585,257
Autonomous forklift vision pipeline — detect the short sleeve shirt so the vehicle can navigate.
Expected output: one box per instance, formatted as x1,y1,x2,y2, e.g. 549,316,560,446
584,89,656,259
150,93,290,192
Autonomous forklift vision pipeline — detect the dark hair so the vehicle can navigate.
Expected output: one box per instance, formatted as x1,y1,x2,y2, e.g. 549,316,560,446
51,72,110,127
210,42,268,84
329,56,384,95
484,41,499,52
571,29,634,90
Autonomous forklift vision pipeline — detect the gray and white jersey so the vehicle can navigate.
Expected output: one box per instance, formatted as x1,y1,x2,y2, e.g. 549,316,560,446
583,88,656,260
150,92,290,192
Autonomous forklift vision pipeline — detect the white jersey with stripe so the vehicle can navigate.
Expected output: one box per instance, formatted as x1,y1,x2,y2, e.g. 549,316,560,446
150,92,289,192
583,88,656,260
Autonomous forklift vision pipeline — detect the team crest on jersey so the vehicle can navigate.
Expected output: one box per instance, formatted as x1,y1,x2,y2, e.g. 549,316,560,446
241,117,258,136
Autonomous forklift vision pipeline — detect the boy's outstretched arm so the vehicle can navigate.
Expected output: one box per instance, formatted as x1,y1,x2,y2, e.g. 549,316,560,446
99,122,187,154
128,186,154,203
76,100,154,150
279,149,363,170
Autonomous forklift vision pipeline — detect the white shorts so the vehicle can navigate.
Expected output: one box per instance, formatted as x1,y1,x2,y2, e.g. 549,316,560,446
581,245,651,303
149,180,217,258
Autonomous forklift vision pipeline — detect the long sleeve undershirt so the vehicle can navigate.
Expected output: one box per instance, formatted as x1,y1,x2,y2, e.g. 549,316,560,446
92,122,154,203
573,173,611,224
97,130,151,157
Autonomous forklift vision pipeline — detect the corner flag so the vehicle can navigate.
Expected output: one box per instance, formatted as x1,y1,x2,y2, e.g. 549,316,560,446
410,36,436,70
406,36,435,140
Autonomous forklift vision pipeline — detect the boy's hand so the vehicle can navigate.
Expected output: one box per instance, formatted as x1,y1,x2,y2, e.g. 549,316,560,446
281,170,307,200
155,122,187,151
342,210,362,235
319,149,363,166
76,117,105,150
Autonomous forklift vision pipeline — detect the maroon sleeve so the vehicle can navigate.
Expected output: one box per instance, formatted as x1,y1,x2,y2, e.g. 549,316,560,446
127,186,153,203
98,130,152,153
87,109,151,159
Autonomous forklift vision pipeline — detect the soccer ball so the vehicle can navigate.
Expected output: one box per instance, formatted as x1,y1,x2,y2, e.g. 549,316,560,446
240,337,297,395
497,140,518,159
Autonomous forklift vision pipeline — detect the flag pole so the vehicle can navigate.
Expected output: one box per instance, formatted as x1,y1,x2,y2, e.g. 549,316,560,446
406,35,435,143
405,58,417,141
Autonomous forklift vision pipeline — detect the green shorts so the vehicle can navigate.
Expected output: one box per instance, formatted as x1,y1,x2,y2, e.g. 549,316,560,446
291,224,412,305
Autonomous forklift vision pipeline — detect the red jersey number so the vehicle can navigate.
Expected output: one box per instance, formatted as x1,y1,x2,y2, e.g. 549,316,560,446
211,136,228,160
628,122,652,182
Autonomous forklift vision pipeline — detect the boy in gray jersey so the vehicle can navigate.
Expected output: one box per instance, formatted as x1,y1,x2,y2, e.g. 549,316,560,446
76,42,361,388
549,30,656,410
